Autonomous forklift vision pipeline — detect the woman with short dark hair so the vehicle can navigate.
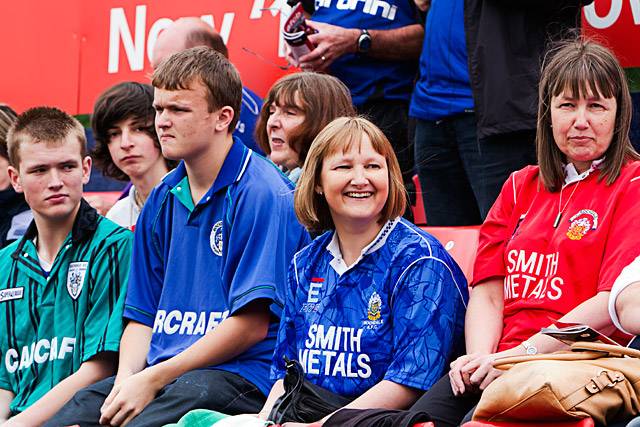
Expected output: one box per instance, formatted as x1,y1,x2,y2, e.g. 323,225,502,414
255,72,355,184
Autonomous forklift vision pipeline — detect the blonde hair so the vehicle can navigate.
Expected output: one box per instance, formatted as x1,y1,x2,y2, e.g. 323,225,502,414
295,117,406,232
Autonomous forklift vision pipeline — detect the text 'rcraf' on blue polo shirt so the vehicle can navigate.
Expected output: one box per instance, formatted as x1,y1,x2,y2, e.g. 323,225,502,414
123,139,310,396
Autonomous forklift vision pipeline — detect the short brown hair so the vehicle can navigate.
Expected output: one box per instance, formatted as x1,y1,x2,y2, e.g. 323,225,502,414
537,38,639,192
295,117,406,232
152,46,242,133
0,104,17,160
7,106,87,168
91,82,176,181
256,73,356,166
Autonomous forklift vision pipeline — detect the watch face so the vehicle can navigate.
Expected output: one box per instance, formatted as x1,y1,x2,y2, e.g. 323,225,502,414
358,33,372,53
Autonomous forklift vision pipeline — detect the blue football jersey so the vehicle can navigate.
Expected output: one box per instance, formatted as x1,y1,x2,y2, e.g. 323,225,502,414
272,218,468,397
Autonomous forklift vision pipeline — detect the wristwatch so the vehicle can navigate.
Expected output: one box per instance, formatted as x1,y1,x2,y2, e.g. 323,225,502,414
521,340,538,355
357,29,372,54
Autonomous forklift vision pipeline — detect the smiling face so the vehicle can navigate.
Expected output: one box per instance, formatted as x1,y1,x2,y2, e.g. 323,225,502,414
316,134,389,230
9,136,90,222
154,81,220,162
107,117,165,181
266,94,306,170
551,88,617,173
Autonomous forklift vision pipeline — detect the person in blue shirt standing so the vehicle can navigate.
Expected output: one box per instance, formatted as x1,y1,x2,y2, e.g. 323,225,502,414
410,0,479,225
151,17,264,155
257,117,468,424
292,0,423,210
46,47,309,427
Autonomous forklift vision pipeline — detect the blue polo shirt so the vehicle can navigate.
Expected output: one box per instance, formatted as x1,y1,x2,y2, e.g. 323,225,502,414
312,0,419,106
235,87,264,155
409,0,474,121
124,140,309,396
271,218,468,397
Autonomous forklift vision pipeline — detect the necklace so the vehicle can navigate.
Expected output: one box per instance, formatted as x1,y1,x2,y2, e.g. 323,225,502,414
553,181,581,228
133,188,145,209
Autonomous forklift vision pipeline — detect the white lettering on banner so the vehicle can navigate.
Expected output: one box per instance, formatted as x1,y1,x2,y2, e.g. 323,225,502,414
584,0,640,29
4,337,75,374
504,250,563,301
322,0,397,20
153,310,230,335
108,5,235,73
300,324,371,378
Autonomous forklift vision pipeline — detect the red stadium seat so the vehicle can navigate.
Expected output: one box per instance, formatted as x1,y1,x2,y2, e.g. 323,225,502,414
412,174,427,226
462,419,594,427
421,225,480,283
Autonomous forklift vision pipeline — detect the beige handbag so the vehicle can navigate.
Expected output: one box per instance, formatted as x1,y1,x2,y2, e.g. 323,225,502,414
473,342,640,425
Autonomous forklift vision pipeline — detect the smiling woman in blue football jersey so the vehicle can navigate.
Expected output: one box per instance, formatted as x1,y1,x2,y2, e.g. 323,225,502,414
256,116,469,425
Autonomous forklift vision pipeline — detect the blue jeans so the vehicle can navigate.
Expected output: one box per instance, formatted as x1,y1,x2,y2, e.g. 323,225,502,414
415,115,537,225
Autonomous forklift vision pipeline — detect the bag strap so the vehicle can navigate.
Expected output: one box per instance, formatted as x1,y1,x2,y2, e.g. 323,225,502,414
561,369,626,409
493,341,640,370
570,342,640,358
493,350,604,370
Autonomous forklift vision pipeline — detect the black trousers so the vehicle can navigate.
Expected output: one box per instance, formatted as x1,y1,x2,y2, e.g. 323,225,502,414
410,374,479,427
43,369,265,427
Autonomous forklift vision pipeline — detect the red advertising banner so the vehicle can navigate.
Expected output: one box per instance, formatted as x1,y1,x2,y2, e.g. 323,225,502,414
1,0,292,114
0,0,637,115
583,0,640,68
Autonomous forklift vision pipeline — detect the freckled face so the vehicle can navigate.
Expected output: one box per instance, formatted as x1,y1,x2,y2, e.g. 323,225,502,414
551,88,617,173
153,81,219,162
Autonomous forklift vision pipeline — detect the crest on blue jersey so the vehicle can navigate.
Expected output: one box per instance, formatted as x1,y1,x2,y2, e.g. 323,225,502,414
210,221,224,256
67,262,88,300
367,292,382,321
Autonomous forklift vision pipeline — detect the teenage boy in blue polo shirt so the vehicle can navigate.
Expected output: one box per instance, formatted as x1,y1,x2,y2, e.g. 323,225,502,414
48,47,309,427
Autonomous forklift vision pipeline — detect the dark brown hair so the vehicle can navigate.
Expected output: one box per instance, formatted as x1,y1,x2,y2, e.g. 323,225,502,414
152,46,242,133
256,72,356,166
295,116,406,232
7,106,87,168
91,82,176,181
537,38,639,192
